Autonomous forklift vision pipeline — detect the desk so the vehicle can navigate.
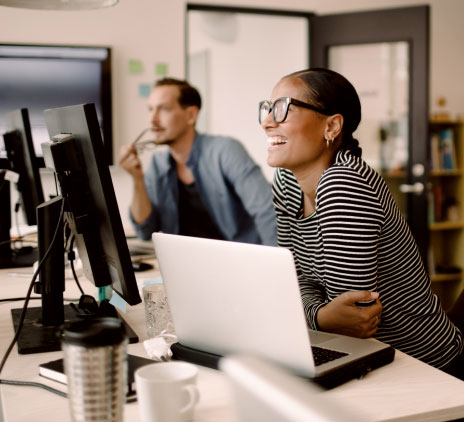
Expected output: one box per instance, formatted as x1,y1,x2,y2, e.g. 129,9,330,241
1,266,464,422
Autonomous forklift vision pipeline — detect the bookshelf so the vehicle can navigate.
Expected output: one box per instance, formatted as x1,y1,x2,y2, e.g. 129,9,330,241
428,119,464,309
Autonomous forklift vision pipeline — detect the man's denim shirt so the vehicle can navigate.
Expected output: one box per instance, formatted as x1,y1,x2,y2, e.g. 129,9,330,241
130,132,277,246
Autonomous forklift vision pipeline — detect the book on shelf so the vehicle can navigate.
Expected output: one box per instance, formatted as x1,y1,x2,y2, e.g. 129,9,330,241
430,132,440,170
440,128,456,170
427,189,435,224
428,185,460,224
430,128,456,170
433,185,443,222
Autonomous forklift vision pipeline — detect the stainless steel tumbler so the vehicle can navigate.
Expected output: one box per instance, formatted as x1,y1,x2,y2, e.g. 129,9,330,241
61,317,128,422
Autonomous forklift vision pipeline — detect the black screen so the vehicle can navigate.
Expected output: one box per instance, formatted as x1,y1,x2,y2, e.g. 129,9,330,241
0,44,112,165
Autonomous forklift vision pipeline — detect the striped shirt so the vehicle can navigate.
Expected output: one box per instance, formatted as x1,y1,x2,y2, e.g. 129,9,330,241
272,149,463,369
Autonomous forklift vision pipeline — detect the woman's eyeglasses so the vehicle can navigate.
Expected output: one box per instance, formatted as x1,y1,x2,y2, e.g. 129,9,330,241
258,97,331,124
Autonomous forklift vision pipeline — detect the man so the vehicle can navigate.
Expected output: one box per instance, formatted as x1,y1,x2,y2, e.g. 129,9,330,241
119,78,277,245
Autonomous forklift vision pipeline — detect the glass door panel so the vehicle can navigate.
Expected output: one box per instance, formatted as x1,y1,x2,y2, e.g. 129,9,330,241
329,42,409,214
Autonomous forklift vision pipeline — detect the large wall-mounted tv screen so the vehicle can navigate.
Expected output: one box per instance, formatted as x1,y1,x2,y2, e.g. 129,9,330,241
0,44,113,165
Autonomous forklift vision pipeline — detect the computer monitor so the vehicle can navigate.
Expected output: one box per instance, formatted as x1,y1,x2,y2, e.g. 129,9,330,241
0,108,44,268
0,43,113,166
11,103,141,354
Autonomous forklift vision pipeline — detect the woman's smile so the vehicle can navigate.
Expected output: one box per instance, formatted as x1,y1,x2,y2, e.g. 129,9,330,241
267,136,288,150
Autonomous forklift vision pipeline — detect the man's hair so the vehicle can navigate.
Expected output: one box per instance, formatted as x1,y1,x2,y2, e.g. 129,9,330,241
154,78,202,109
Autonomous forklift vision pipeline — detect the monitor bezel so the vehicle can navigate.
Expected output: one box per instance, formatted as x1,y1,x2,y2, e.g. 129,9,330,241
3,108,45,225
43,103,140,306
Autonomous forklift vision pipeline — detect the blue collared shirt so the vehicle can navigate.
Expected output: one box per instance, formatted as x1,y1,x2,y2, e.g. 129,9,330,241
131,132,277,246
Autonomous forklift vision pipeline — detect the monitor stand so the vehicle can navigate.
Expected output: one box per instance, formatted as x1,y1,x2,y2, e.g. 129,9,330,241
10,196,138,355
11,305,139,354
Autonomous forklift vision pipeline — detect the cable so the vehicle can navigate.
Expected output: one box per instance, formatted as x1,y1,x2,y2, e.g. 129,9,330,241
0,379,68,398
0,197,65,376
66,229,84,296
0,297,41,303
0,297,79,304
70,258,84,295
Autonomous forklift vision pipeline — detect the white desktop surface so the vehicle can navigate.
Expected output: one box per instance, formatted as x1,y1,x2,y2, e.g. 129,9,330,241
0,264,464,422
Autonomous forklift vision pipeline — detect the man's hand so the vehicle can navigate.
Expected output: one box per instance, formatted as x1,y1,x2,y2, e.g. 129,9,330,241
119,144,152,224
119,144,143,179
317,291,382,338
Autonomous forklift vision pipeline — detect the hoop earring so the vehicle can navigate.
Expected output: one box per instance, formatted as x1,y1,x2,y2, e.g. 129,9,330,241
325,137,334,148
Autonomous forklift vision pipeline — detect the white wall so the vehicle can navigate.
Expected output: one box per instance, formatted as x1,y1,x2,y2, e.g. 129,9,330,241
188,11,308,182
2,0,464,227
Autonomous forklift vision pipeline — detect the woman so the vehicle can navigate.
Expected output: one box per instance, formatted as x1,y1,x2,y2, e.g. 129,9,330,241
260,68,463,379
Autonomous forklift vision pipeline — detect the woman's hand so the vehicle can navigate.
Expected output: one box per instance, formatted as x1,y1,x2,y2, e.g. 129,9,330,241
316,291,382,338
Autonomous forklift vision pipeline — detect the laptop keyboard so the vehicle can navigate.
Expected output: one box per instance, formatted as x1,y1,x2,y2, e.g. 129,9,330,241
312,345,348,366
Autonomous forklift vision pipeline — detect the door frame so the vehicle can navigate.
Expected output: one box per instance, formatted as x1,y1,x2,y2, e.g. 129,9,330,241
310,6,430,260
185,4,313,76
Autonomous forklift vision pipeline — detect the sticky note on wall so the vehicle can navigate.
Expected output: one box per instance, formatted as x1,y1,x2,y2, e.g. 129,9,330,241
129,59,143,74
138,83,152,98
155,62,168,77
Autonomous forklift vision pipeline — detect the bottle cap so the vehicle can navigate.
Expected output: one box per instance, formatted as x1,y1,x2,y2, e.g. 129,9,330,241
60,317,126,347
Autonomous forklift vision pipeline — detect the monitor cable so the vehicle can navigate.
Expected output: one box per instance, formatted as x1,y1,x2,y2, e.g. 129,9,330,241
0,197,138,404
0,197,72,400
64,225,84,296
0,197,65,376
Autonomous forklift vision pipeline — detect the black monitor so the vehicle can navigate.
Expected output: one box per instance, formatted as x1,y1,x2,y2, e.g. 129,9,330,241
11,103,141,354
0,43,113,166
0,108,44,268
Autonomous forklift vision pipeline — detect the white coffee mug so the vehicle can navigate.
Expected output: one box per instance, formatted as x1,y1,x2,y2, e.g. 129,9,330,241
135,361,200,422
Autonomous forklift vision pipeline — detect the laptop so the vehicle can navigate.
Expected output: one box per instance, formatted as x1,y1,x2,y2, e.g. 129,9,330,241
152,233,395,388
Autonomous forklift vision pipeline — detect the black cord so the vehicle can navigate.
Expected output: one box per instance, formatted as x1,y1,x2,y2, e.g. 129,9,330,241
0,297,41,303
66,229,84,296
0,297,79,304
0,197,65,376
70,258,84,295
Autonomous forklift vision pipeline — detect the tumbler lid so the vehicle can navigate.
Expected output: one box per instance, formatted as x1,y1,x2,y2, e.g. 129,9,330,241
60,317,127,347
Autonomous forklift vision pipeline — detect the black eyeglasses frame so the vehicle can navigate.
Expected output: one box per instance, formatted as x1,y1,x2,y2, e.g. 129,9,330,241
258,97,331,124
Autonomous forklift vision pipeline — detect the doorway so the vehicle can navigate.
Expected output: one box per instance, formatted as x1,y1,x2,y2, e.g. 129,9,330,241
186,4,429,258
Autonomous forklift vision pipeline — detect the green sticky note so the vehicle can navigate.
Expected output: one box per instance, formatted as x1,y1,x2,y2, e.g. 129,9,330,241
155,62,168,77
129,59,143,74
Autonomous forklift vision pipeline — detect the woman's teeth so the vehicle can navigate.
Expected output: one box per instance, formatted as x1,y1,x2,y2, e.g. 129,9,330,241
267,137,288,146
